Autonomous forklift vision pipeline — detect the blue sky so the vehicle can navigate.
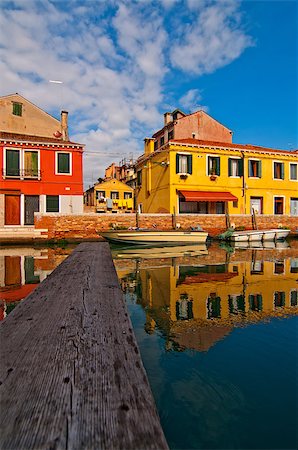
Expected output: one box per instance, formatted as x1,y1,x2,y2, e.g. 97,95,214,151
1,0,297,187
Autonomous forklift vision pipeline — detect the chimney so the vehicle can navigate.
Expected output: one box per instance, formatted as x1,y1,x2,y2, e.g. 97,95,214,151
144,138,155,156
61,110,69,141
164,112,172,126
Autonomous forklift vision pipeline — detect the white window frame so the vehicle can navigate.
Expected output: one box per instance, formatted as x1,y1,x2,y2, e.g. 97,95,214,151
289,163,298,181
273,160,284,180
3,147,40,180
55,151,72,176
206,154,220,176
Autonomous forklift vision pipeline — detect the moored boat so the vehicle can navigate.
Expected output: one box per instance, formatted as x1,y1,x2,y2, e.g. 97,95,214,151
100,229,208,245
219,228,290,242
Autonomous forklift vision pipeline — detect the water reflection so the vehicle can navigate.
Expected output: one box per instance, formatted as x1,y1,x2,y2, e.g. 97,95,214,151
0,246,75,320
114,242,298,352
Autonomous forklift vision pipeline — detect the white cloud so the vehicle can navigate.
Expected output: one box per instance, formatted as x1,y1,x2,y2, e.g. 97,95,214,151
0,0,253,187
170,2,253,74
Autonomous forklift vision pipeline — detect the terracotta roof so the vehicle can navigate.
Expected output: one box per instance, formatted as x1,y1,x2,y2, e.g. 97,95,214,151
170,138,298,155
0,131,83,147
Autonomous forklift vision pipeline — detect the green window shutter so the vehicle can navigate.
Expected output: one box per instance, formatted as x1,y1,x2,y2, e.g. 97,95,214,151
258,161,262,178
13,102,22,116
216,157,220,176
176,154,179,173
239,159,244,177
31,152,38,175
281,163,284,179
58,153,70,173
46,195,59,212
257,294,263,310
6,149,20,176
187,155,192,174
228,159,232,176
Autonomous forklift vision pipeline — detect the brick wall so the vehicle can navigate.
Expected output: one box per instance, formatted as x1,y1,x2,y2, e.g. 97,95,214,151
34,213,298,240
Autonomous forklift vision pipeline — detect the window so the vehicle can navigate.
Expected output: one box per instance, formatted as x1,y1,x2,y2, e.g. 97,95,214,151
6,149,20,176
208,156,220,176
274,291,285,308
4,148,40,178
248,159,261,178
12,102,22,116
207,293,221,319
160,136,164,146
57,152,71,174
176,295,193,320
46,195,59,212
110,191,119,199
273,161,284,180
228,158,243,177
137,170,142,186
24,151,38,177
249,294,262,311
176,154,192,174
290,163,297,180
290,290,298,307
290,198,298,216
274,261,284,274
274,197,284,214
290,258,298,273
228,295,245,315
168,129,174,140
96,191,105,199
124,192,132,199
154,141,158,151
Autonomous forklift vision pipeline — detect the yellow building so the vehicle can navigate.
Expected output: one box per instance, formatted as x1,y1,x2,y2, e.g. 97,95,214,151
123,255,297,351
135,110,298,216
93,179,134,213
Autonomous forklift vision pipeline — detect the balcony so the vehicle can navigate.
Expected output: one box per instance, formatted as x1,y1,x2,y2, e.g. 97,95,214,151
2,169,41,180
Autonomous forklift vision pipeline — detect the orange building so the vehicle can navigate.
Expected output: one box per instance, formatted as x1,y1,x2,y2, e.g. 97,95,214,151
0,94,84,226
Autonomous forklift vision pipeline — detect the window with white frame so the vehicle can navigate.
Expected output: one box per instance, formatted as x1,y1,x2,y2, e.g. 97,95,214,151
56,152,71,175
208,156,220,176
273,161,284,180
228,158,243,177
176,153,192,174
4,148,40,178
248,159,261,178
290,163,297,180
290,198,298,216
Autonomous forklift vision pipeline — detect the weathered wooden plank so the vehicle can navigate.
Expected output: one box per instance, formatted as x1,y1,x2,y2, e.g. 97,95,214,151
0,242,169,450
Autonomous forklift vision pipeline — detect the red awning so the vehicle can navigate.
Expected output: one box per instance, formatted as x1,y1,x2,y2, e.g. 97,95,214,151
179,191,237,202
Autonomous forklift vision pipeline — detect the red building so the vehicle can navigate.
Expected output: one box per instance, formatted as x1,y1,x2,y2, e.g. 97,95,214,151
0,94,84,226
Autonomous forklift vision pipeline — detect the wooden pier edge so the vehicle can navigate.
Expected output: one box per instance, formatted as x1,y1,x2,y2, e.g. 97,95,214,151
0,242,169,450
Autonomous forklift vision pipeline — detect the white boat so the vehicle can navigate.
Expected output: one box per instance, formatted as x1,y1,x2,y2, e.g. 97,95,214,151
270,229,290,240
100,230,208,245
226,229,290,242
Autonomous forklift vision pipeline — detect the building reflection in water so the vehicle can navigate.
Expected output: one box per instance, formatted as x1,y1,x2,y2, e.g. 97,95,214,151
0,246,75,320
115,244,298,352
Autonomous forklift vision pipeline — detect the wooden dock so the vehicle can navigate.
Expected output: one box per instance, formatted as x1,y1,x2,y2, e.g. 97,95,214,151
0,242,169,450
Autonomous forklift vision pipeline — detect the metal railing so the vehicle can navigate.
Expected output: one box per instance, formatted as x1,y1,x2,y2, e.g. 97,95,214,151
2,169,41,180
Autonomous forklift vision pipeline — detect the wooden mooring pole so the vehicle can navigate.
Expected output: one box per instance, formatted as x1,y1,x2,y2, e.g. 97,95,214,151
0,242,168,450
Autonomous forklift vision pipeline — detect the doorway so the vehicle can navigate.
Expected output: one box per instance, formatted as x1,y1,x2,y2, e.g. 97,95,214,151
24,195,39,225
5,194,20,225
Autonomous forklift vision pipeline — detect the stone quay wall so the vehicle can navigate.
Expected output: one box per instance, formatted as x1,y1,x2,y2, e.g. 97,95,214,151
34,213,298,240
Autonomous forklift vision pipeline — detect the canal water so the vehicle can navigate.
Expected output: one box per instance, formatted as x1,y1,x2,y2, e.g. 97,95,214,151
1,240,297,449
